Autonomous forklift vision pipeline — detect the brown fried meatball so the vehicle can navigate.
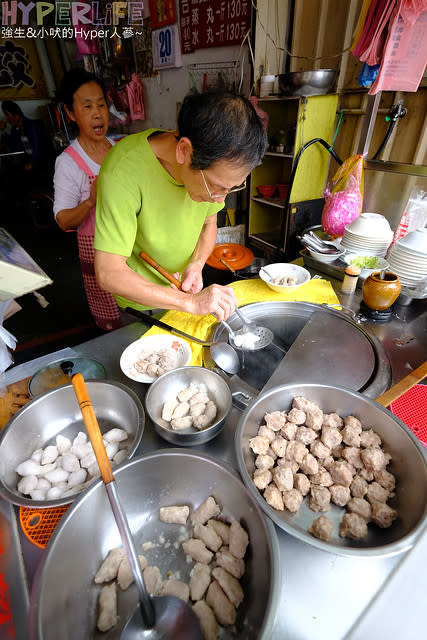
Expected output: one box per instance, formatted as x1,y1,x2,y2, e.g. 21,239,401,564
322,413,344,428
264,484,284,511
366,481,390,504
253,468,272,490
295,426,317,445
374,469,396,492
350,474,369,498
321,426,343,450
286,441,308,465
264,411,287,431
339,512,368,539
255,454,275,470
309,515,334,542
370,501,397,528
309,485,331,512
249,435,270,455
360,447,386,472
310,466,333,487
305,407,324,431
347,497,371,521
343,415,362,433
310,440,331,460
293,473,311,496
299,453,319,475
329,460,354,487
270,435,288,458
257,424,276,443
330,484,351,507
272,466,293,492
342,446,363,469
341,425,361,448
287,408,306,425
283,488,304,513
281,422,298,441
360,429,382,448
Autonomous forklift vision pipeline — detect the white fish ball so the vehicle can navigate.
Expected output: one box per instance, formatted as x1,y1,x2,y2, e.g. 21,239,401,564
46,486,65,500
103,428,128,443
39,462,57,475
56,456,63,468
36,477,51,491
80,451,96,469
30,489,47,500
68,468,87,487
17,475,38,495
41,445,59,465
55,481,68,491
73,432,87,446
62,453,80,472
87,462,101,478
16,459,43,477
105,442,119,459
113,449,128,466
44,468,69,484
71,442,92,459
31,448,43,463
56,434,72,453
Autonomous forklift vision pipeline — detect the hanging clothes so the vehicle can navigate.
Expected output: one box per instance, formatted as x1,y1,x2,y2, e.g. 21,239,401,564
126,74,146,121
64,146,121,331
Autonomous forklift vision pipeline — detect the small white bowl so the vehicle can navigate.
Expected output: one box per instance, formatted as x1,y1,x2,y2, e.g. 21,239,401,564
260,263,311,292
120,334,192,383
344,254,389,278
397,228,427,256
346,213,392,239
307,246,345,263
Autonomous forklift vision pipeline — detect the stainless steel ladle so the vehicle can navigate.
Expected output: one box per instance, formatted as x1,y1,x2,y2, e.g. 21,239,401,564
72,373,202,640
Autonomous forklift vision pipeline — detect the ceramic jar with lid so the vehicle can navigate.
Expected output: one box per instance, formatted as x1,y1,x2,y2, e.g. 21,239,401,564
362,271,401,310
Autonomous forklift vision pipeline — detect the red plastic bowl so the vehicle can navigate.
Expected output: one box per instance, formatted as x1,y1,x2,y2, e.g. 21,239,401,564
257,185,276,198
276,183,289,200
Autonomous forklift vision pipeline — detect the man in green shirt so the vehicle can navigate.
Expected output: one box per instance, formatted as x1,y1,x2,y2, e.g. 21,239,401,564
94,91,267,322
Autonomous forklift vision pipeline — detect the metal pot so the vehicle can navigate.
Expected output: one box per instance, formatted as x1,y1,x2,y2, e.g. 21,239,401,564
28,450,281,639
278,69,338,96
211,301,391,398
0,381,145,508
235,383,427,557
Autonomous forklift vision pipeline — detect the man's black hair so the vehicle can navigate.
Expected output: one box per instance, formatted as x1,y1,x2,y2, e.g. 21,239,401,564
1,101,24,117
177,91,268,171
57,68,106,111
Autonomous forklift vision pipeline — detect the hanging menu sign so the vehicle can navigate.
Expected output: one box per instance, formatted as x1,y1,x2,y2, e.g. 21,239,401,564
179,0,250,53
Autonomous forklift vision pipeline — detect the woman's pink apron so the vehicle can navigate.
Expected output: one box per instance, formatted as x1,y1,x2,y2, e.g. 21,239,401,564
64,146,121,331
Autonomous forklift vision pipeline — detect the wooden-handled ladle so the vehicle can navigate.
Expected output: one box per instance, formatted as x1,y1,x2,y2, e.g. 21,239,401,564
72,373,202,640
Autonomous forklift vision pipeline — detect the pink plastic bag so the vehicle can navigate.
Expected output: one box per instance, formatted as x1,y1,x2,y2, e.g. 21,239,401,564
321,155,364,238
369,0,427,93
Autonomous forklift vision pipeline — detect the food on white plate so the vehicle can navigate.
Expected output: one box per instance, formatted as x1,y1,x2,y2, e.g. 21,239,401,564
15,428,130,501
249,395,398,541
349,255,379,269
94,495,249,638
132,347,175,378
160,383,218,432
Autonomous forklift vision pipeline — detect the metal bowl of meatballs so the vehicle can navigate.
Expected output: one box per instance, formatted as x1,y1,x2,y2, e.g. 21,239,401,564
0,380,145,508
145,366,233,446
235,383,427,557
28,449,281,639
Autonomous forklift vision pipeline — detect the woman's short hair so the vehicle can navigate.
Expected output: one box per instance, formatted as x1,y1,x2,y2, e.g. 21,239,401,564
57,68,105,111
177,91,267,171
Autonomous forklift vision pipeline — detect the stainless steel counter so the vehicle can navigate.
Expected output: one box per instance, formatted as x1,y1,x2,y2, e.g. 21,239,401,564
1,283,426,640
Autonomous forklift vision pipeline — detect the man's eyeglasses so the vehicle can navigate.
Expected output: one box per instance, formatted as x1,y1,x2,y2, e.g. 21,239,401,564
200,169,246,200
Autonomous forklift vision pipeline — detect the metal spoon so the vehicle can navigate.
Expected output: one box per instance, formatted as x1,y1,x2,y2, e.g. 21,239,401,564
72,373,202,640
298,235,342,255
260,266,275,281
125,308,240,375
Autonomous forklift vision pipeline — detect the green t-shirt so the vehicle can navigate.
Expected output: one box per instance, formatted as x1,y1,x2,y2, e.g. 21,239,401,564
94,130,222,310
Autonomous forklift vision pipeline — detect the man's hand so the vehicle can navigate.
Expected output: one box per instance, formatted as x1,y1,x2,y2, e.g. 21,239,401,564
190,283,237,321
181,262,203,294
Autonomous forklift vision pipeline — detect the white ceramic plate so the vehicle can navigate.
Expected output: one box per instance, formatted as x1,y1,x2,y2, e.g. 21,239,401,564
120,334,192,383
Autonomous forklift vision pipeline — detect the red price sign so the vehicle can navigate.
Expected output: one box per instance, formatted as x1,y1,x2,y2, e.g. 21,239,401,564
179,0,250,53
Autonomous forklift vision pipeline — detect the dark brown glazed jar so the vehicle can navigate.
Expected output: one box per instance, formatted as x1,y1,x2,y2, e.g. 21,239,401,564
362,271,401,310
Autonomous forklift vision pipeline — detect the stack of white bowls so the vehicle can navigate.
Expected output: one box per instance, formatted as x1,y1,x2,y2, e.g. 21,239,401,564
387,228,427,288
340,213,393,257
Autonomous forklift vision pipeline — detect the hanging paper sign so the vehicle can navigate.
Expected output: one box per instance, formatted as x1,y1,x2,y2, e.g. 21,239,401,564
149,0,177,29
152,24,183,69
179,0,249,53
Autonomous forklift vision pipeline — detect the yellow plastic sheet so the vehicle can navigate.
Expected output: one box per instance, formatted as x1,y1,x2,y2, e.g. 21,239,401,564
142,278,340,366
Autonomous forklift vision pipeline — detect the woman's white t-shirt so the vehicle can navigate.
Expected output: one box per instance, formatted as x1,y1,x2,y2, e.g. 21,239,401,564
53,138,113,219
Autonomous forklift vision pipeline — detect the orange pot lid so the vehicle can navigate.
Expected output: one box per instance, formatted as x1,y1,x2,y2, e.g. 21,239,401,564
207,243,254,271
